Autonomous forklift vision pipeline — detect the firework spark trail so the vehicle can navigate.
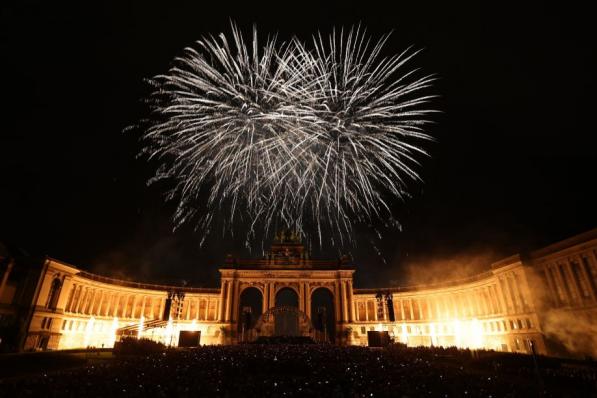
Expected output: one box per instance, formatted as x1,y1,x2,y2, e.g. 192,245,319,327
138,23,436,249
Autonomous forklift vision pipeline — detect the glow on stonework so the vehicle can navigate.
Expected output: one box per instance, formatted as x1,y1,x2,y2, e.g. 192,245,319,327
430,323,438,346
451,318,485,349
83,316,95,347
137,316,145,339
110,317,119,347
164,319,174,346
401,323,408,344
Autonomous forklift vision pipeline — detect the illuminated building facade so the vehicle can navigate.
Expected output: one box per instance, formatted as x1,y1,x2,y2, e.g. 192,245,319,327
0,228,596,357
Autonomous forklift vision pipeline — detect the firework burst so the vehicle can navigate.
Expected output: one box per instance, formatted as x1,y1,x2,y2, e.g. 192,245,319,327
137,23,436,248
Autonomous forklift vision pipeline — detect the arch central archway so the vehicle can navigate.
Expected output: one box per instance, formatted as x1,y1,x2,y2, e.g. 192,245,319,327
274,287,299,336
252,306,315,341
238,287,263,341
275,287,299,307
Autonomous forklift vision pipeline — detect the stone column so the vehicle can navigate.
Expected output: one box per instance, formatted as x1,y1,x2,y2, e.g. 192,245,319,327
225,281,233,322
231,281,240,322
416,299,423,321
221,282,228,321
305,283,311,318
218,281,226,321
140,296,146,319
81,288,89,314
452,294,460,317
482,288,489,315
118,294,125,318
35,270,56,307
334,280,342,322
552,264,570,304
182,297,189,320
56,276,73,312
102,292,110,317
158,297,166,320
269,283,275,309
409,298,415,320
564,261,581,304
131,295,139,319
489,285,501,314
479,288,487,315
147,296,154,319
472,290,481,316
437,294,450,319
340,280,348,322
507,276,520,313
262,284,269,313
81,288,90,314
463,292,472,317
119,294,126,318
299,282,305,312
111,294,119,317
76,287,88,314
69,285,79,313
72,286,81,313
576,255,596,301
348,281,355,322
514,273,530,311
91,289,99,315
94,290,103,315
88,289,97,315
101,290,109,316
495,280,508,314
373,299,379,321
94,290,104,316
426,298,433,320
65,284,76,312
542,266,559,305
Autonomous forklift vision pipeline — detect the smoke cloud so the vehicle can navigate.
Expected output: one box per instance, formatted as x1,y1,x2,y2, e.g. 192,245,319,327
392,249,499,287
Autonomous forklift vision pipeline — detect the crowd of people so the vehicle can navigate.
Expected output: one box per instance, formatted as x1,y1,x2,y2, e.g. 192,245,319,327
1,343,596,397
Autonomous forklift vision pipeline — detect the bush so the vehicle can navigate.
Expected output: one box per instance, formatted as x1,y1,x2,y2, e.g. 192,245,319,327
113,338,166,356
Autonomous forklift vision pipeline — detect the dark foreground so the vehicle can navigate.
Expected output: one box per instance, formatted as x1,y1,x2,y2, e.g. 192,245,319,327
1,345,596,397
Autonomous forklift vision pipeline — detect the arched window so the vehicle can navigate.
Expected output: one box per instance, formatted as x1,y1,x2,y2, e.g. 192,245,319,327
46,277,62,309
275,287,298,307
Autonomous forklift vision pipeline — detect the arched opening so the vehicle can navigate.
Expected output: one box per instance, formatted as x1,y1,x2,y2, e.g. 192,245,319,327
238,287,263,337
46,277,62,310
274,287,299,335
311,287,335,343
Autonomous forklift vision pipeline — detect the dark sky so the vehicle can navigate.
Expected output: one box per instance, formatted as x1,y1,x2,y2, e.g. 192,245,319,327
1,1,596,288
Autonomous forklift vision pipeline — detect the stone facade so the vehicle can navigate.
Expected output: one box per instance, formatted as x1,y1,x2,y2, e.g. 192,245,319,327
1,229,596,357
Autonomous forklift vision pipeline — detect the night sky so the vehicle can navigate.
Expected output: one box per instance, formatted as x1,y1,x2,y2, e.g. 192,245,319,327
1,1,596,288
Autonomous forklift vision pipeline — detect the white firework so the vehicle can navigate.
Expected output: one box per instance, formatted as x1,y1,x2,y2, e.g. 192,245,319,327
138,24,436,248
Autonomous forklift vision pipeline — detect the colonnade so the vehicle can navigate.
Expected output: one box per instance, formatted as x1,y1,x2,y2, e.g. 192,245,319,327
63,283,219,321
354,270,535,323
540,252,597,307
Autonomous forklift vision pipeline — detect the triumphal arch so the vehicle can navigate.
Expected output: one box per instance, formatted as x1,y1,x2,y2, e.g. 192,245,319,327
218,231,355,343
